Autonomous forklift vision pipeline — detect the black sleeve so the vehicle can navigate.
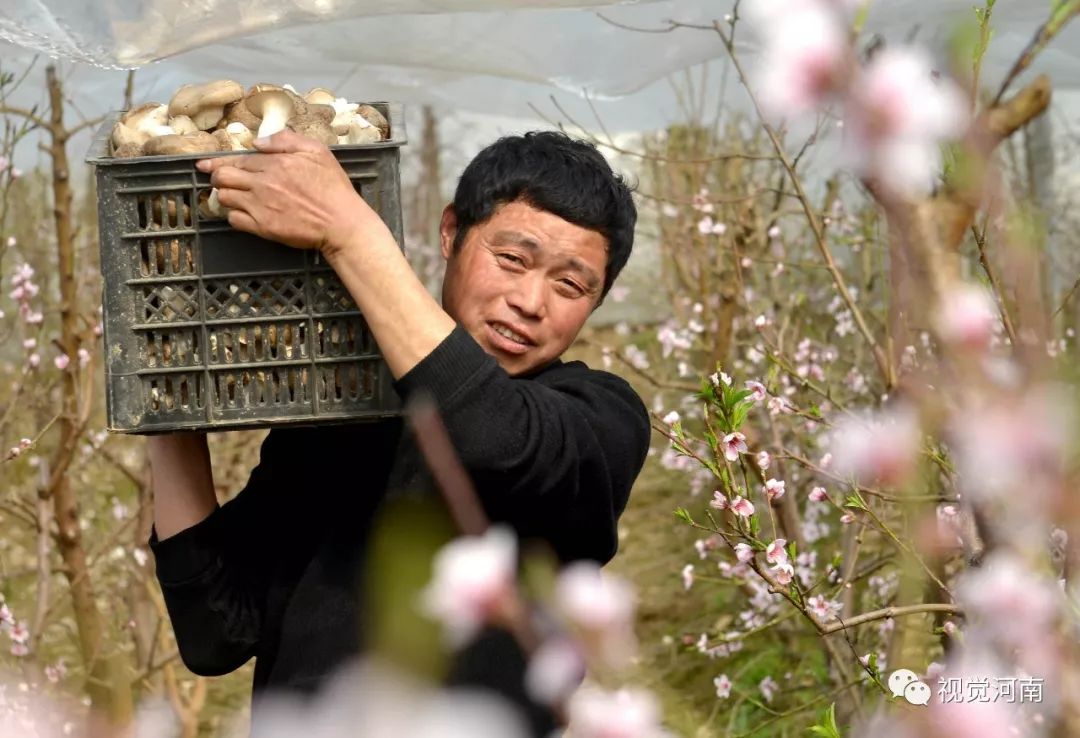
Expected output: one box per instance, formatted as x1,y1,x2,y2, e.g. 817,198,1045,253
148,428,311,676
393,325,651,564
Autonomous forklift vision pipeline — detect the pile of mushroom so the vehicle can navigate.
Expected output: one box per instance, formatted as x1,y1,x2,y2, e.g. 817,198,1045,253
109,80,389,159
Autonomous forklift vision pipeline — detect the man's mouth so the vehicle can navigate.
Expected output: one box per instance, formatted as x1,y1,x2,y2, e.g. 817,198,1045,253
486,322,535,354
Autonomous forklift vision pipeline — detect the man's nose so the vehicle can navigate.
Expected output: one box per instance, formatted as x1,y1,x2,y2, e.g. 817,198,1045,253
507,272,546,318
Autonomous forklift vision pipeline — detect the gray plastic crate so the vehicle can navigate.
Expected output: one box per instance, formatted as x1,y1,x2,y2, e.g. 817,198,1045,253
86,103,407,433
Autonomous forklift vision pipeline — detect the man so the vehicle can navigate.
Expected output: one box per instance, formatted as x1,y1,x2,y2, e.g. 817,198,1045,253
146,129,650,733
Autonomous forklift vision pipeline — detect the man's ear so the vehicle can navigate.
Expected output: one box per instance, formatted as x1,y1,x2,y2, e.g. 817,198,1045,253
439,204,458,261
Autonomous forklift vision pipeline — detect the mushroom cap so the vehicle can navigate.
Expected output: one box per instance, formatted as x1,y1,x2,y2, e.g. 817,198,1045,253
304,87,338,106
357,105,390,139
121,103,169,132
169,115,199,135
168,80,243,131
245,84,306,119
112,142,144,159
220,99,261,131
286,114,338,147
225,122,255,148
342,118,382,146
112,121,149,150
307,104,336,125
143,132,220,157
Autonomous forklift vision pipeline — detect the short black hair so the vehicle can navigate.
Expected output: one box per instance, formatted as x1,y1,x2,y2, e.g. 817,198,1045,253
450,131,637,303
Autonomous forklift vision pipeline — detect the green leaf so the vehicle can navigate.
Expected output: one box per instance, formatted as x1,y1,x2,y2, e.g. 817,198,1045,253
808,704,842,738
844,494,867,511
674,507,695,525
749,515,760,536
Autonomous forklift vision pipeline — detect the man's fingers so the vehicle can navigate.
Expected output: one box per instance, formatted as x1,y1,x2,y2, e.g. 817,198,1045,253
252,129,327,155
226,208,259,234
210,166,257,191
215,187,258,217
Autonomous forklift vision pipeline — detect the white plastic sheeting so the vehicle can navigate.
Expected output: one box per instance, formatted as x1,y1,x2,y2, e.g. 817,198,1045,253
1,1,1079,132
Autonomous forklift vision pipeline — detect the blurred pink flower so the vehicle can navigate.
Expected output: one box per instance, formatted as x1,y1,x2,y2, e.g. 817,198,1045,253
566,687,664,738
756,451,771,470
0,603,12,625
764,478,786,501
844,48,968,194
830,405,921,485
759,675,780,702
709,490,729,510
809,486,828,502
734,543,754,563
745,380,767,402
681,564,695,591
525,638,585,706
753,1,848,119
807,595,841,623
765,538,788,565
27,353,40,368
714,674,732,699
771,562,794,586
935,285,997,350
840,512,856,524
9,621,29,644
956,553,1059,647
767,396,791,415
730,496,755,518
77,348,91,367
54,353,70,371
556,562,636,666
420,526,517,646
662,411,680,426
722,432,748,461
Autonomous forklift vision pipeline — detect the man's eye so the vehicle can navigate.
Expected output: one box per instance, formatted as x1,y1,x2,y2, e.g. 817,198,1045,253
559,280,585,295
498,254,525,266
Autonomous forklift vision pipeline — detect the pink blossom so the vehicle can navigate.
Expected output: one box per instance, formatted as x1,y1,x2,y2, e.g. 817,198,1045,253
844,48,968,194
525,639,585,706
77,348,91,367
555,562,636,666
0,603,12,625
734,543,754,563
745,380,767,402
809,486,828,502
754,315,770,328
830,405,921,485
27,353,40,368
755,451,771,470
566,687,663,738
54,353,70,370
956,553,1059,646
697,216,727,236
730,496,755,518
721,432,747,462
692,190,713,213
22,338,35,350
753,1,848,119
807,595,841,622
767,396,791,415
840,512,855,524
936,285,997,350
25,311,43,325
765,539,788,565
10,642,28,657
9,621,29,644
93,323,103,337
771,562,794,586
710,370,732,387
662,410,680,426
420,527,517,646
714,674,732,699
681,564,695,591
758,675,780,702
764,478,786,501
709,490,729,510
819,452,833,469
44,660,67,684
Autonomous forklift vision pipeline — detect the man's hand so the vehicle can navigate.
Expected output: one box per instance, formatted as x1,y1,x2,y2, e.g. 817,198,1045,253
196,130,392,257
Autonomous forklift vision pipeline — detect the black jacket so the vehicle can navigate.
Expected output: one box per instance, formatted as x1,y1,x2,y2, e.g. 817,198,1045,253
149,324,651,731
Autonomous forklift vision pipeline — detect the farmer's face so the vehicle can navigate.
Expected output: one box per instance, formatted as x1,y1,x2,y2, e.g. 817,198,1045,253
439,200,607,376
